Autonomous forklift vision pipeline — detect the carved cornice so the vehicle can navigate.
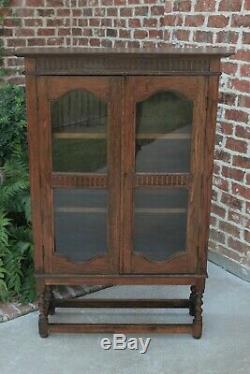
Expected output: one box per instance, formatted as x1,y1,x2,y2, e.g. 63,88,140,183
32,55,212,76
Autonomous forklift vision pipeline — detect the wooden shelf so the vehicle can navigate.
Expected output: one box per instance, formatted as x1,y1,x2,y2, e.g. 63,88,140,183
53,133,190,140
55,207,186,214
53,133,106,139
136,133,191,140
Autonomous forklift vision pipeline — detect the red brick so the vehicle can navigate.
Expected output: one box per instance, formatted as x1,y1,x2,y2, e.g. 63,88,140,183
173,29,190,41
232,79,250,93
233,155,250,169
165,15,183,26
232,183,250,200
244,230,250,242
129,19,141,28
101,39,112,48
226,138,247,153
165,1,173,12
143,19,158,28
119,8,132,17
208,15,229,28
83,8,93,16
26,0,44,5
119,29,130,38
238,95,250,109
194,31,213,43
134,30,148,39
151,6,164,15
221,193,242,211
89,19,101,27
218,0,242,11
89,38,101,47
173,0,191,11
210,229,225,244
127,41,140,48
240,64,250,77
24,18,43,27
58,29,71,36
114,0,126,4
185,15,205,27
228,237,250,253
7,38,26,47
214,148,231,163
37,28,55,36
15,28,34,37
242,32,250,44
221,166,245,182
37,9,54,17
235,125,250,139
46,0,63,5
233,50,250,62
245,0,250,9
195,0,215,11
106,29,117,37
27,38,45,46
225,109,249,124
216,31,239,44
134,6,149,16
218,122,234,135
228,210,249,226
231,15,250,28
213,163,221,176
107,8,118,16
221,62,238,75
149,30,163,39
219,221,240,238
213,176,229,192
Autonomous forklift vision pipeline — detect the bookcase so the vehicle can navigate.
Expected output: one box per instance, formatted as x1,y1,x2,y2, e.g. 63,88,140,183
16,47,232,338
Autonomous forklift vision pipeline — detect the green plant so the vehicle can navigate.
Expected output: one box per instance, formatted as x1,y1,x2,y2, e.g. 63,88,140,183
0,152,35,302
0,84,27,166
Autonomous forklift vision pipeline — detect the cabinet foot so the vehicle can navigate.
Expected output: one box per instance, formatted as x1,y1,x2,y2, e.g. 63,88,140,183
192,281,204,339
37,282,50,338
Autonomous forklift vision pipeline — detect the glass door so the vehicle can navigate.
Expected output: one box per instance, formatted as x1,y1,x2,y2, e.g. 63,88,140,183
38,77,121,274
121,76,207,274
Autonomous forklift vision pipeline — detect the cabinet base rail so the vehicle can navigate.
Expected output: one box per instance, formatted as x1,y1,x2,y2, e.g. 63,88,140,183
38,284,204,339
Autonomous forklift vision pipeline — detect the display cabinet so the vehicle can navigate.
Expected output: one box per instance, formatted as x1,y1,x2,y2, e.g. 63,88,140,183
16,47,232,338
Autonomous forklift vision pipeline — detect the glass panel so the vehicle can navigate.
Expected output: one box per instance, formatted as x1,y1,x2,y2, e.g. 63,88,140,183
53,189,107,261
134,188,188,261
136,91,193,173
51,90,107,173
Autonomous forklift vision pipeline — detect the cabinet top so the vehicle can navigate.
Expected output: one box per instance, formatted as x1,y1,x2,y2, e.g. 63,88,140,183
15,46,233,57
16,47,234,76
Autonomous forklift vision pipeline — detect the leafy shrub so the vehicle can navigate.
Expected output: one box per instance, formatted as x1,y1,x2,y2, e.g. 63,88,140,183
0,84,35,303
0,84,27,166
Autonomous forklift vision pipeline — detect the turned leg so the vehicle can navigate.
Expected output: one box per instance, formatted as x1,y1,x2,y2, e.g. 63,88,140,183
38,282,50,338
48,286,55,316
189,285,196,317
192,280,205,339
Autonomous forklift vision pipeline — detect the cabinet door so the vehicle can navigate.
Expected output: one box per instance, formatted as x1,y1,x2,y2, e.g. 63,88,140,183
121,77,207,274
38,77,121,274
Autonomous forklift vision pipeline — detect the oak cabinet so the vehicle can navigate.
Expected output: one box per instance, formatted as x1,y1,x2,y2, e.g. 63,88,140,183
16,47,232,338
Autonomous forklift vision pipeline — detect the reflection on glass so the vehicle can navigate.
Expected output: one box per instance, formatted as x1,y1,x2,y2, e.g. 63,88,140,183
51,90,107,173
53,189,107,261
136,91,193,173
134,188,188,261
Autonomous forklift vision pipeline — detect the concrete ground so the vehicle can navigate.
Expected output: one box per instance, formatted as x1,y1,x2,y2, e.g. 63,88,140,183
1,262,250,374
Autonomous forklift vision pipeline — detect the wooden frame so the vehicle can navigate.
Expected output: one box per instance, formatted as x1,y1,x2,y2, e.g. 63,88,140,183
16,47,233,339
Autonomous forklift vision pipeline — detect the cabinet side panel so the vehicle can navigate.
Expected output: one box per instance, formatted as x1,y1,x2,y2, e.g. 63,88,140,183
199,58,221,274
25,58,44,273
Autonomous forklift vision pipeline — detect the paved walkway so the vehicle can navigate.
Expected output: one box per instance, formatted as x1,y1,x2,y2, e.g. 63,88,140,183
1,262,250,374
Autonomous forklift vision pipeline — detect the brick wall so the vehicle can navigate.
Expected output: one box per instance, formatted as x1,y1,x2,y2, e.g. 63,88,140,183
1,0,250,279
